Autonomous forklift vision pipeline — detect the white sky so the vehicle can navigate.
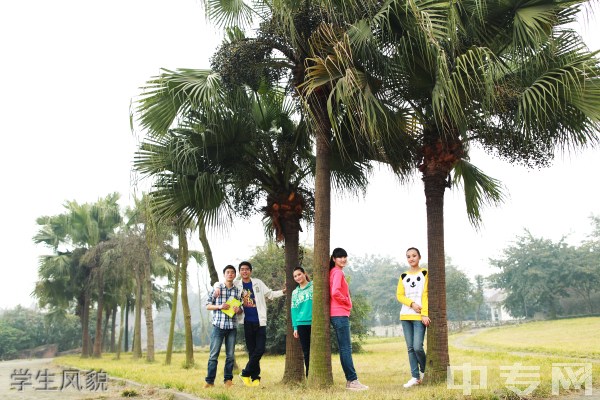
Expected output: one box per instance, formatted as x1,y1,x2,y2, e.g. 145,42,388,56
1,0,598,309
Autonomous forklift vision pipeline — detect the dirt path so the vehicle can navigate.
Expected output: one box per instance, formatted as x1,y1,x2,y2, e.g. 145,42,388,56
0,358,201,400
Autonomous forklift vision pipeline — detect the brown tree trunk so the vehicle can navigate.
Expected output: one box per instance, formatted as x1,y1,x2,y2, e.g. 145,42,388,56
81,291,91,358
132,270,143,359
166,227,182,365
102,305,110,352
111,306,117,353
180,232,195,368
198,218,219,285
307,97,334,387
282,216,306,383
422,155,451,383
116,303,125,360
92,270,104,358
144,247,155,362
124,300,129,352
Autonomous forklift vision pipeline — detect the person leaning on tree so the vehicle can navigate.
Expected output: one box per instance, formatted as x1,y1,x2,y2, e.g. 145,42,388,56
396,247,430,388
329,247,369,391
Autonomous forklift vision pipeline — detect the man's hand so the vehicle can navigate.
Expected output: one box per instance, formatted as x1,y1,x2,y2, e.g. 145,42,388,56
213,287,221,298
221,303,230,310
293,330,299,339
233,306,242,314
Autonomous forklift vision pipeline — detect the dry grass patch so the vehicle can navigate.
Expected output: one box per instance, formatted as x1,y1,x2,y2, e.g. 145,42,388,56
56,325,599,400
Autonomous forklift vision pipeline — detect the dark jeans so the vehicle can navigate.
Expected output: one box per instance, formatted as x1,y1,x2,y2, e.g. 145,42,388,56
331,316,358,382
242,322,266,380
205,325,237,384
297,325,311,376
401,319,426,379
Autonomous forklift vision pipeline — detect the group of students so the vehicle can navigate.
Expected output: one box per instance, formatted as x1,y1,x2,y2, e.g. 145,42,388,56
204,246,429,391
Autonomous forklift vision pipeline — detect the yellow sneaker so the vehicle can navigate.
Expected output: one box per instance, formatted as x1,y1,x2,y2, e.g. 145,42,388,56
251,379,260,387
239,374,252,387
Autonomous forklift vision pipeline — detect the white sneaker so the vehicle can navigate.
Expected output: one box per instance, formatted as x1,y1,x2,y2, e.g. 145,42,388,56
403,377,421,388
346,380,369,390
420,372,425,381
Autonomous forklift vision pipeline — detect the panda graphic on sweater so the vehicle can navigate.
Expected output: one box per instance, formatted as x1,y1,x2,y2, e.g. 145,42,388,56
399,269,427,316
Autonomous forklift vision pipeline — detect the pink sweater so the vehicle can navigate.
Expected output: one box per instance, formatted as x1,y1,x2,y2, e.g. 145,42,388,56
330,267,352,317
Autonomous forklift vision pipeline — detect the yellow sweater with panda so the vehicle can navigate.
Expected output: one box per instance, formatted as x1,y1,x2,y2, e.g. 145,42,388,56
396,268,429,320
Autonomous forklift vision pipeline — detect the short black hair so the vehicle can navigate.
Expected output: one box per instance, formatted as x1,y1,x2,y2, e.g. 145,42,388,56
239,261,252,271
223,265,236,274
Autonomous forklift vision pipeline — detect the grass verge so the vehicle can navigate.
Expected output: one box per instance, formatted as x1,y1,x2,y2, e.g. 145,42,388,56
56,318,600,399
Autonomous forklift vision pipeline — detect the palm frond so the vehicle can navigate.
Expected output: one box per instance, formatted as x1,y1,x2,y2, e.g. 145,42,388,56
452,159,505,228
202,0,254,28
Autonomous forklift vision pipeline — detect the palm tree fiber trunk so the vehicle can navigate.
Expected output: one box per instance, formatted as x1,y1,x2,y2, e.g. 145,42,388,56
180,233,194,367
282,219,305,383
423,172,450,383
307,99,334,387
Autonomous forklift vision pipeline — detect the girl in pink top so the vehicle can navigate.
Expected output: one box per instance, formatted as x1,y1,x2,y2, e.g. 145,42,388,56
329,248,368,391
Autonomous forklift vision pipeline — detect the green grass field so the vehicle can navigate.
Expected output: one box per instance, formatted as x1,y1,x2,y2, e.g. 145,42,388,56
459,317,600,359
56,317,600,399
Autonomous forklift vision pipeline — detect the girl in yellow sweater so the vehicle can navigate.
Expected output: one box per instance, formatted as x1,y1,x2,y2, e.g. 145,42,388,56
396,247,430,388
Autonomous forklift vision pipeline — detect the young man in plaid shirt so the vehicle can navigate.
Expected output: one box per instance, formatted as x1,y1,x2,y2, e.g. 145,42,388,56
204,265,243,388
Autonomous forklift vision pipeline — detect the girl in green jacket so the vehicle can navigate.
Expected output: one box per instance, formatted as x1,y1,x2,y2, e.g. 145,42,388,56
291,266,312,376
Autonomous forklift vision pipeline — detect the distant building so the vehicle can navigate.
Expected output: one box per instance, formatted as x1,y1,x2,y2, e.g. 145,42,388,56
485,289,514,321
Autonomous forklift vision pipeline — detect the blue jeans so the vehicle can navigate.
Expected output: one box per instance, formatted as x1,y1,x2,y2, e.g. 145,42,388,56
206,325,237,384
331,316,357,381
401,320,426,379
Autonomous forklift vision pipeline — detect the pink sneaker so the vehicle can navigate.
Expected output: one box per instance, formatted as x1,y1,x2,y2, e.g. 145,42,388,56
346,380,369,390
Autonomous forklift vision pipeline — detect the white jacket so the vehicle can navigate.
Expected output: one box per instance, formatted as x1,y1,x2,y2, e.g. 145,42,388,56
217,278,284,327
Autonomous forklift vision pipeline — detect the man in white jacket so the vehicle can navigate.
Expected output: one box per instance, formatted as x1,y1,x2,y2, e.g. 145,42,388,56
214,261,285,387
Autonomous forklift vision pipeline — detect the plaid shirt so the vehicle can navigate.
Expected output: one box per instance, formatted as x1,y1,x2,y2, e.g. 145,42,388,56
206,283,242,330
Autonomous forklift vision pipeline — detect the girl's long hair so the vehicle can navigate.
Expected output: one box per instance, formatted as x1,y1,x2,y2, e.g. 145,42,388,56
329,247,348,269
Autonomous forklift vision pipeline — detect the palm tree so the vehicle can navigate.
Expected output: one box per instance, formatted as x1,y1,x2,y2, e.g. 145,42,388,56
135,67,369,380
33,194,122,358
187,2,383,385
302,0,600,382
122,196,175,362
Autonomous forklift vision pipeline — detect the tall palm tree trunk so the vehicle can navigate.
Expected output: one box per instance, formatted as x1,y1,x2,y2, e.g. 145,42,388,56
198,218,219,285
308,99,334,387
282,217,305,382
166,231,182,365
133,271,143,359
196,264,211,346
144,247,155,362
124,301,130,352
422,145,452,383
81,291,91,358
111,306,117,353
116,302,125,359
102,306,111,352
93,270,104,358
180,232,195,367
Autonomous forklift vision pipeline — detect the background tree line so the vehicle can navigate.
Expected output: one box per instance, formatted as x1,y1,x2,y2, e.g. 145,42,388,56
490,215,600,319
345,255,487,326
